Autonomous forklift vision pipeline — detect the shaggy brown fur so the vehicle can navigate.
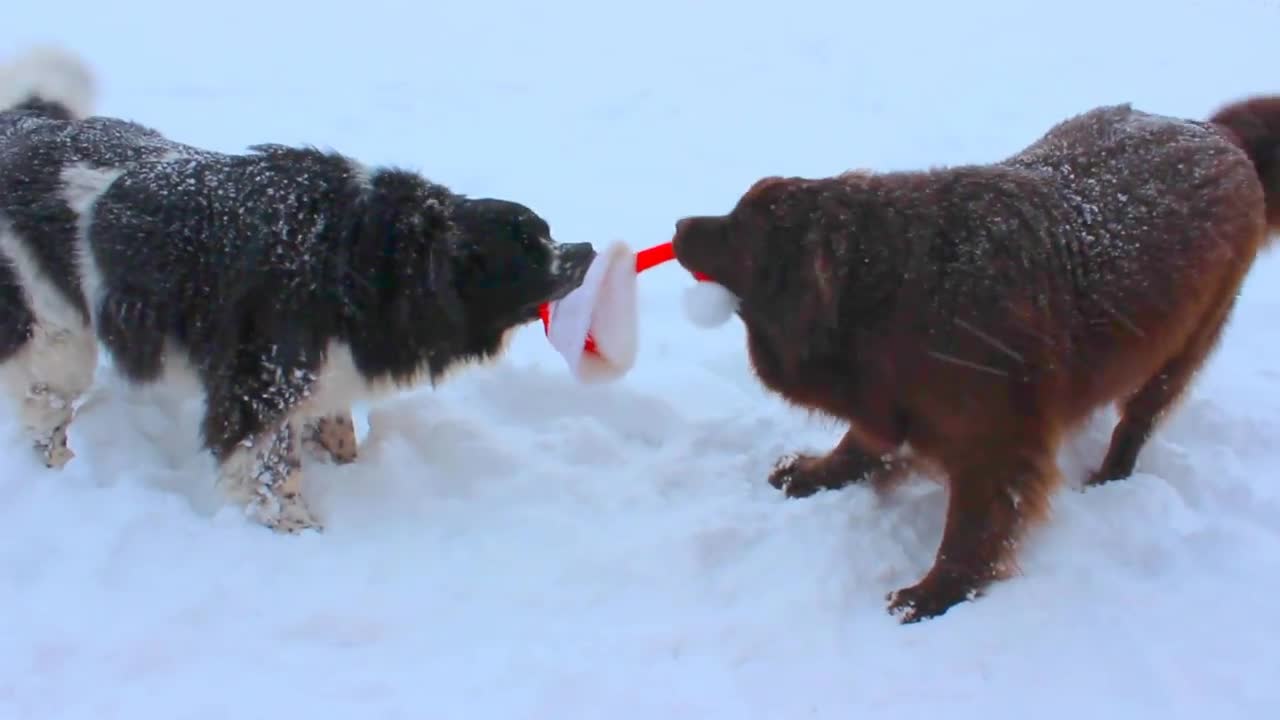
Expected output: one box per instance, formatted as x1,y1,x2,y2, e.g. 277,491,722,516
672,100,1278,623
1210,95,1280,232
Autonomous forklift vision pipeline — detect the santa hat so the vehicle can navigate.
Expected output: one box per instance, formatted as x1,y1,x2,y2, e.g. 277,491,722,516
539,240,738,383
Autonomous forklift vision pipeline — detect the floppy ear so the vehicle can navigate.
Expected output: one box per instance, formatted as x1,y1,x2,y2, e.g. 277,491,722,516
764,238,842,336
812,243,837,310
428,224,467,328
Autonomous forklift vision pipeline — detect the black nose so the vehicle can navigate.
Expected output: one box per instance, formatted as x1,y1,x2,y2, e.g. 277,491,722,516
544,242,595,302
562,241,595,262
556,241,595,279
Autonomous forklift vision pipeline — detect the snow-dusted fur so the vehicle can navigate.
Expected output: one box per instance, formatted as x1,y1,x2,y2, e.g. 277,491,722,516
0,47,595,533
672,103,1270,623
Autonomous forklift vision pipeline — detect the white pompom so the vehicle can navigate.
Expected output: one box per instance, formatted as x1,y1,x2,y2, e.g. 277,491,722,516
682,280,740,328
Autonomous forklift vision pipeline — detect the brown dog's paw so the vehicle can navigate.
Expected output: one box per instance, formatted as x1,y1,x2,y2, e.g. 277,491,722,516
885,578,981,624
767,453,851,498
1084,465,1130,488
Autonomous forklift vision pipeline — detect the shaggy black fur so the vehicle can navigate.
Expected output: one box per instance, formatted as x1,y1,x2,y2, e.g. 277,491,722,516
0,90,593,477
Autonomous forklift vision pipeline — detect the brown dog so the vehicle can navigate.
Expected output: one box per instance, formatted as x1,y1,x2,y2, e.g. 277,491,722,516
672,98,1280,623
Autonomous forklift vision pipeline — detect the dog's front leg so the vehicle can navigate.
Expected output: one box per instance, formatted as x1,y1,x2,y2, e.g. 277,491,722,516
217,415,321,533
199,337,326,533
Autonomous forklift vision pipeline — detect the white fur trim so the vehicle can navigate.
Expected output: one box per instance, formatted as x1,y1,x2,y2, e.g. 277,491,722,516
682,281,738,328
546,240,638,383
0,45,96,119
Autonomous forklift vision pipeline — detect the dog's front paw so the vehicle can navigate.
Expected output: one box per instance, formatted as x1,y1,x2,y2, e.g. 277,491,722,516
767,452,849,498
34,423,75,469
249,493,324,535
769,453,815,498
1084,464,1130,488
885,578,980,624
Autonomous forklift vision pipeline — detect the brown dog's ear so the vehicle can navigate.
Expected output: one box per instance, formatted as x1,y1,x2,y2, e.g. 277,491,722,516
812,243,836,309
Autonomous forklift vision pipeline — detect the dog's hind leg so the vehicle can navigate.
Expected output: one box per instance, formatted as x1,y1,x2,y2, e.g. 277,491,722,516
301,411,358,464
0,225,97,469
1087,248,1255,487
1,325,97,469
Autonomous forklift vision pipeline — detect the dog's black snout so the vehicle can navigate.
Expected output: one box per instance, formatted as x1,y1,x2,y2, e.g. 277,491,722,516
545,241,595,302
558,242,596,277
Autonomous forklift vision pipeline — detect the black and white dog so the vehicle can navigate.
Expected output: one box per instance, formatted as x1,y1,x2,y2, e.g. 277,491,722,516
0,47,595,533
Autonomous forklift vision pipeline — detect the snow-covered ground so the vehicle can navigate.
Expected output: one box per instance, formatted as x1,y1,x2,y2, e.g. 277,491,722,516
3,1,1280,717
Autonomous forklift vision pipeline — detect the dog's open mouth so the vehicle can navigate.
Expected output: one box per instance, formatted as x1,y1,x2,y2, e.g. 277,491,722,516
548,241,596,301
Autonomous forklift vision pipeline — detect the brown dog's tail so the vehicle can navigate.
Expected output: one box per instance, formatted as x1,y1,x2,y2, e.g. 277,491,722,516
1210,95,1280,234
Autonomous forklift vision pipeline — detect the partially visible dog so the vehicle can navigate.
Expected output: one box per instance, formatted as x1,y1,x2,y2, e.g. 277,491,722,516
673,97,1279,622
0,47,595,533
